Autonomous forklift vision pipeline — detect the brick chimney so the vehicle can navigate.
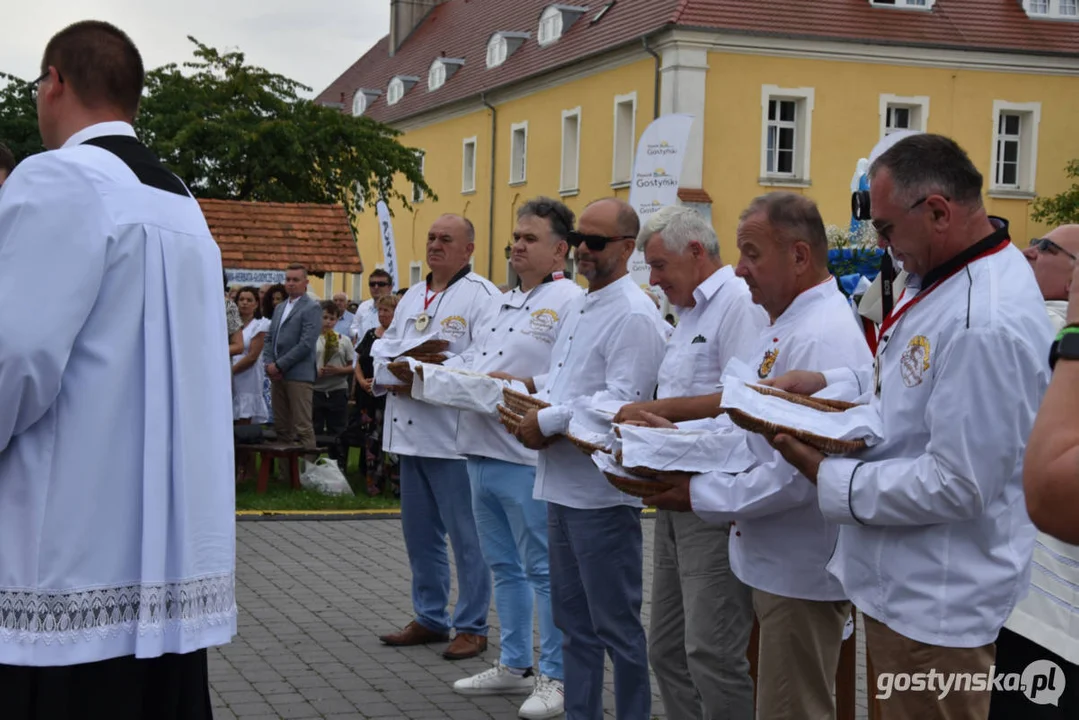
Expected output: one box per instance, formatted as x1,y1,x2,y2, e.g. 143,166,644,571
389,0,445,56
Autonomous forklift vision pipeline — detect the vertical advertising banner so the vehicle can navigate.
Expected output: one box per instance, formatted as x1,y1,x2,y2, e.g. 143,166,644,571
375,200,399,290
626,114,695,289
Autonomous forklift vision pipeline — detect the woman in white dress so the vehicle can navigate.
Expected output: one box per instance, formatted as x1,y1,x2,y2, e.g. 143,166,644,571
232,287,270,481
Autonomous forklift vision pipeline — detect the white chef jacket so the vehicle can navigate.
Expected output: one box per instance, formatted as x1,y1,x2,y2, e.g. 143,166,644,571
690,279,872,601
0,122,236,666
350,298,379,343
373,267,499,459
534,274,669,509
818,233,1050,647
1004,301,1079,665
656,265,767,400
457,276,584,466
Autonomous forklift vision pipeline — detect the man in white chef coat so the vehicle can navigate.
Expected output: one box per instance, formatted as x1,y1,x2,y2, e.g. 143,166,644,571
450,198,582,719
771,134,1050,720
0,20,235,718
512,198,669,720
374,214,497,661
613,205,766,719
634,194,872,720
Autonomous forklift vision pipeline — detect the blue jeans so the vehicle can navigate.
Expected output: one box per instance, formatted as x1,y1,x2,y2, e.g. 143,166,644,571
548,502,650,720
467,457,563,680
399,455,491,635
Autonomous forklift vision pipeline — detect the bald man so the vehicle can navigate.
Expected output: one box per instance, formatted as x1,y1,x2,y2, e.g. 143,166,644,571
1023,225,1079,328
332,291,355,336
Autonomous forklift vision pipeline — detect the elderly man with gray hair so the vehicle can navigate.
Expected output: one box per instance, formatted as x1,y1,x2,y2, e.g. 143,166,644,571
614,205,766,719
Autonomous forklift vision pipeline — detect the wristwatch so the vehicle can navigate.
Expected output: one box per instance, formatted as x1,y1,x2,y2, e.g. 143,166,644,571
1049,324,1079,370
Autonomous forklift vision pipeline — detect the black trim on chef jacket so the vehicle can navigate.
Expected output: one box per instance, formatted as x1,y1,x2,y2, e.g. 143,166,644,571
81,135,192,198
425,264,474,292
917,217,1010,290
847,462,867,526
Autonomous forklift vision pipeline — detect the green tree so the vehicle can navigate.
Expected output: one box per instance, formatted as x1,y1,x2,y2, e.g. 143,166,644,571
0,39,432,213
1032,159,1079,226
0,73,44,162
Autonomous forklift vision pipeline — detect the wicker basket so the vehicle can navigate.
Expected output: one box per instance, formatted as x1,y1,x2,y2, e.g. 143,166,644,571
725,408,866,455
404,339,450,357
497,405,523,435
603,472,674,499
747,385,857,412
407,353,448,364
388,361,414,385
614,451,689,480
502,388,550,415
566,434,610,456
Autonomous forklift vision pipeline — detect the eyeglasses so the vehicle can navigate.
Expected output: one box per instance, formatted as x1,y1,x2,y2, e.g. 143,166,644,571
566,232,635,252
1029,237,1077,262
369,281,390,288
29,69,61,100
873,195,949,244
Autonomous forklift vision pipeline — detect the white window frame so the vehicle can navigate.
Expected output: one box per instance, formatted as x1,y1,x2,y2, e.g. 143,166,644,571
538,6,564,46
759,85,815,186
561,107,581,195
462,136,477,194
352,93,367,117
1023,0,1078,17
510,121,528,185
879,94,930,139
989,100,1041,196
387,78,405,105
412,151,426,203
409,261,423,287
869,0,935,9
487,35,508,68
612,92,637,187
428,60,446,91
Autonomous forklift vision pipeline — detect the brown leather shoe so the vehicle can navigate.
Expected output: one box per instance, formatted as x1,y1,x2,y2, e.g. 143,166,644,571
442,632,488,660
378,621,449,646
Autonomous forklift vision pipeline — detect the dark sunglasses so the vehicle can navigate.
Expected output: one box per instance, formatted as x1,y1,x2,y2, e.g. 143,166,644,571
566,231,635,252
1029,238,1077,261
369,280,390,288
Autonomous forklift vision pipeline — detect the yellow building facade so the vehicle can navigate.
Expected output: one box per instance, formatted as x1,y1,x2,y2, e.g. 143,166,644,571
321,3,1079,300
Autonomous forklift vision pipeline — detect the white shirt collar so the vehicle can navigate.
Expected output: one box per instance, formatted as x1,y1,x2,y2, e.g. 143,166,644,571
689,265,735,309
773,277,837,326
585,273,635,303
62,121,138,149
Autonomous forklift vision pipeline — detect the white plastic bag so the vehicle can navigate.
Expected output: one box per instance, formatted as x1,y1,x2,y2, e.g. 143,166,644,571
300,458,354,496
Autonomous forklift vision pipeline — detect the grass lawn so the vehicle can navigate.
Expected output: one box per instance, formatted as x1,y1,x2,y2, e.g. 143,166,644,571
236,447,401,513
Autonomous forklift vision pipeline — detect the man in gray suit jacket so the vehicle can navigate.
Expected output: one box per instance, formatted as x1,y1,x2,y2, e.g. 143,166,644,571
263,263,322,451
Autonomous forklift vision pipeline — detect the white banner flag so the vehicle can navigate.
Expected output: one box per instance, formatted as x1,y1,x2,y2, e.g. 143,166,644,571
375,200,399,290
627,114,695,288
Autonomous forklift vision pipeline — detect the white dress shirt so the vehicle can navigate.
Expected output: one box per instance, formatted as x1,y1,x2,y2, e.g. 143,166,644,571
350,298,379,342
818,237,1050,647
373,267,499,460
457,276,583,466
0,122,236,666
1004,301,1079,665
690,279,872,601
657,265,767,400
534,274,669,509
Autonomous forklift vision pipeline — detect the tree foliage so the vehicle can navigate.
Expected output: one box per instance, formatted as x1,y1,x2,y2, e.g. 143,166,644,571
1032,159,1079,226
0,38,432,213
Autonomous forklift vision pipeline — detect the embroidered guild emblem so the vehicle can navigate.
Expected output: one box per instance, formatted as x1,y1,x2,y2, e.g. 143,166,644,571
758,348,779,379
900,335,931,388
524,309,559,344
440,315,468,340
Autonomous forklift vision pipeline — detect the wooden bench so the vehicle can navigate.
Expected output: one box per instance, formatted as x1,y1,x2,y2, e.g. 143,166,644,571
235,443,311,494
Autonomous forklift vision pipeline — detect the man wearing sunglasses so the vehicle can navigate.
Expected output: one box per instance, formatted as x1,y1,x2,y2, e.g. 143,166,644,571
350,268,394,343
1023,228,1079,330
511,197,669,720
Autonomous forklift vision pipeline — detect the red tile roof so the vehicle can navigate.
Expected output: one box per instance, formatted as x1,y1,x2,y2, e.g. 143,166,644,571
317,0,1079,125
199,199,363,274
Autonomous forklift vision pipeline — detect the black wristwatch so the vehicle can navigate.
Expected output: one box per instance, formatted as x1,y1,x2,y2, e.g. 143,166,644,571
1049,325,1079,370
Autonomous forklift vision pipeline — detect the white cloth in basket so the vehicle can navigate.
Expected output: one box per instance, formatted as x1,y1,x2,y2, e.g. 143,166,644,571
618,423,757,475
719,377,883,446
591,451,654,483
413,364,509,415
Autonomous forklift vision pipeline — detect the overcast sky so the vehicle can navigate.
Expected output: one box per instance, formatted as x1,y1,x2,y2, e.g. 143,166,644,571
3,0,390,97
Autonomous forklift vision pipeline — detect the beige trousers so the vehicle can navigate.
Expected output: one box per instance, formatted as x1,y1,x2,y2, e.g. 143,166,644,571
753,588,851,720
271,380,316,450
865,615,995,720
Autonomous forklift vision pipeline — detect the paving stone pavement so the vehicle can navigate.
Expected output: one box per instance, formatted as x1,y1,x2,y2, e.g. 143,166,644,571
211,519,871,720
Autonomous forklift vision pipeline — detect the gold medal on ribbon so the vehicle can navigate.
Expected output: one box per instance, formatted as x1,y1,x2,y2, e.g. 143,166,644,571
415,313,430,332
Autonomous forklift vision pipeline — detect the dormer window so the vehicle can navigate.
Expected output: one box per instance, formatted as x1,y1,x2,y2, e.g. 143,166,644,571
428,58,464,91
1022,0,1078,17
386,75,419,106
538,5,588,46
351,89,381,117
486,32,529,68
869,0,934,8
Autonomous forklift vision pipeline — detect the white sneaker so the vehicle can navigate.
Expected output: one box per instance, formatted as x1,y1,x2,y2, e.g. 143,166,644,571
453,662,534,696
518,675,565,719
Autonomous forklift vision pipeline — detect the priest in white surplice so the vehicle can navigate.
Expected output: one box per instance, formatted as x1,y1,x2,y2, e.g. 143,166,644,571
0,21,235,718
